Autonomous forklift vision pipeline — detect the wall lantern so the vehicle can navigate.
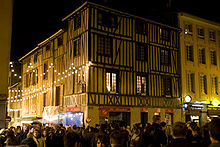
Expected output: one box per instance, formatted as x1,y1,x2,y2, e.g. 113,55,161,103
185,95,192,103
212,99,220,107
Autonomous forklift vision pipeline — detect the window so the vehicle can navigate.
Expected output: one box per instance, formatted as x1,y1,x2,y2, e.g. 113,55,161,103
43,63,48,80
184,24,193,35
34,52,38,63
209,30,216,41
161,49,171,65
25,73,30,88
188,73,195,93
186,45,194,61
210,51,217,65
135,20,147,34
97,35,112,57
55,86,60,106
137,75,148,95
106,71,119,93
32,69,38,85
58,35,63,47
197,27,204,38
43,93,47,107
200,75,207,94
160,27,170,41
136,43,147,61
212,77,218,95
162,76,172,97
74,14,81,30
73,38,81,57
199,48,206,64
46,43,50,51
98,10,117,28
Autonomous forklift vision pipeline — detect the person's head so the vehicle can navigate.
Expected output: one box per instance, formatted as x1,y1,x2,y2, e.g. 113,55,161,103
153,115,161,124
172,122,187,138
33,128,41,139
16,126,21,133
42,129,48,137
209,117,220,143
110,131,125,147
64,131,79,147
160,122,167,131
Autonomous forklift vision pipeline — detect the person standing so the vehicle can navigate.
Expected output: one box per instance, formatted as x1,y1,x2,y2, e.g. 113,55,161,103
209,118,220,147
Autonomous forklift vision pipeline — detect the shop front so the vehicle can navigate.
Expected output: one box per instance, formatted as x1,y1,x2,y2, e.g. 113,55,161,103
58,107,84,127
99,106,130,125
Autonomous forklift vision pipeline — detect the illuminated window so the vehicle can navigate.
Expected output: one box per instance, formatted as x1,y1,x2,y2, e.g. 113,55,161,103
187,73,195,93
98,10,117,28
160,27,170,41
73,38,81,57
74,14,81,30
136,43,147,61
197,27,204,39
199,48,206,64
135,20,147,34
106,72,118,93
161,49,171,65
209,30,216,41
137,75,147,95
184,24,193,35
186,45,193,61
97,35,112,57
210,51,217,65
200,75,207,94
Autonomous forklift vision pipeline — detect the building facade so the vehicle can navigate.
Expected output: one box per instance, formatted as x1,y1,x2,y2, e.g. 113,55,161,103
179,12,220,125
17,2,181,127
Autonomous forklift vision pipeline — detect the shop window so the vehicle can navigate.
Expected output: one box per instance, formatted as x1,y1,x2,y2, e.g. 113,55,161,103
137,75,148,95
186,45,194,62
199,48,206,64
165,113,173,126
184,23,193,35
141,112,148,124
210,51,217,65
160,49,171,66
135,20,147,34
73,38,81,57
74,14,81,30
136,43,147,61
106,71,119,93
98,10,117,28
97,35,112,57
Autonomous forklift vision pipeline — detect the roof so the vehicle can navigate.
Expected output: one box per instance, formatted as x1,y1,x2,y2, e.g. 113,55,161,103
19,29,64,62
62,1,180,30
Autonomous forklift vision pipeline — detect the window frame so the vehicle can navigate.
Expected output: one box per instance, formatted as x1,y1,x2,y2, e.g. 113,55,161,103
106,70,119,93
136,73,148,95
97,35,113,57
135,43,148,61
97,10,117,28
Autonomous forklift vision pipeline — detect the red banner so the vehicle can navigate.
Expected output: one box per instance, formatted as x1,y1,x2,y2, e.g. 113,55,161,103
141,107,148,112
99,107,130,117
66,107,81,112
165,108,174,113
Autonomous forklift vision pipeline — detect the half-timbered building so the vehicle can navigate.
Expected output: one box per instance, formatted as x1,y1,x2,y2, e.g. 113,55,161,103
18,2,181,127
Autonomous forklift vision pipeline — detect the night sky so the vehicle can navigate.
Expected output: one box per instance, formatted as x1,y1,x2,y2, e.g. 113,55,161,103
11,0,220,61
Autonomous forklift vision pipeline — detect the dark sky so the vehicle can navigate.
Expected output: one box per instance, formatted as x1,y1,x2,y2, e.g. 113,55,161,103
11,0,220,61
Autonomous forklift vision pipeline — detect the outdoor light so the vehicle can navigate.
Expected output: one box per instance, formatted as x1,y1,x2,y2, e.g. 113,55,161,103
213,99,220,107
185,95,191,103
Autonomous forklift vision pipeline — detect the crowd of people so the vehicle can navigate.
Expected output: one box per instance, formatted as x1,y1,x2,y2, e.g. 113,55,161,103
0,115,220,147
